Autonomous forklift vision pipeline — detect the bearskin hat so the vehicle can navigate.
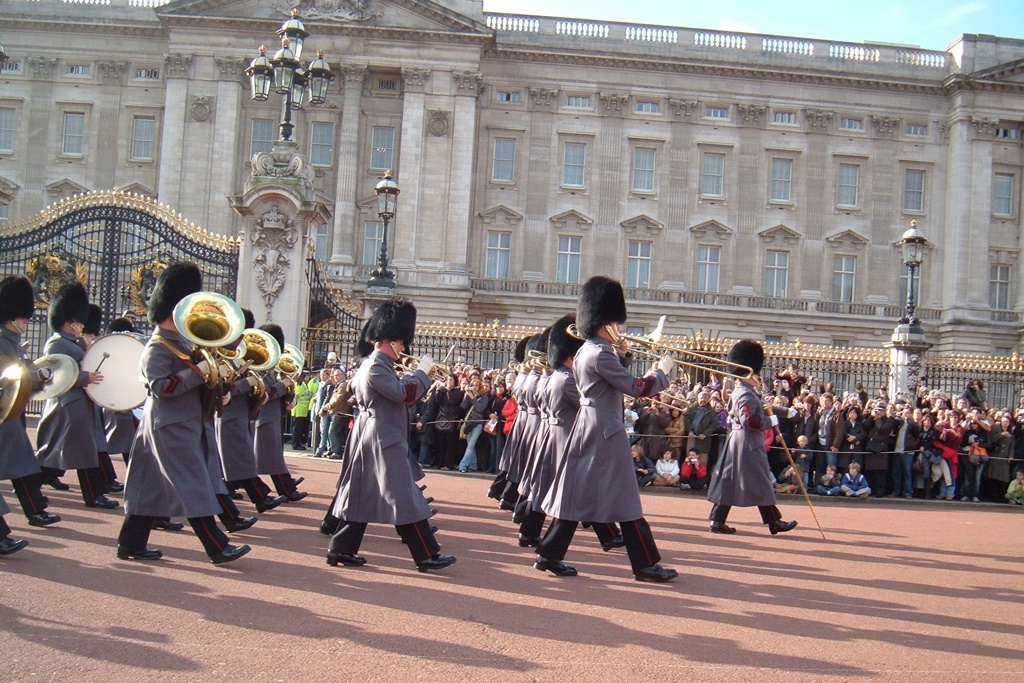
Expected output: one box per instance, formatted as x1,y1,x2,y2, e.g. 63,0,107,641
513,334,531,364
727,339,765,376
83,304,103,336
355,319,374,358
548,314,584,368
576,275,627,339
241,307,256,330
366,298,416,349
0,275,35,324
107,317,136,334
148,262,202,324
259,323,285,350
48,282,90,331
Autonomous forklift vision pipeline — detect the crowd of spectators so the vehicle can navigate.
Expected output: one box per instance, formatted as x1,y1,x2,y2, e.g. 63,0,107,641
296,351,1024,507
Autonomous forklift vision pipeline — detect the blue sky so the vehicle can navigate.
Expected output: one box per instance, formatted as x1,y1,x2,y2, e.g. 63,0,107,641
481,1,1023,51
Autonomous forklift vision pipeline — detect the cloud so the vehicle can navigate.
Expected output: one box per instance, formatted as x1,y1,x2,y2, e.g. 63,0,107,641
719,18,758,34
930,1,988,27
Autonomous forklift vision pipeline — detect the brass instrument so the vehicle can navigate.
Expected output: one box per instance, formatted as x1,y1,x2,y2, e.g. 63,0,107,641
394,352,451,382
172,291,247,389
525,349,550,371
276,343,305,383
0,363,32,423
567,315,753,381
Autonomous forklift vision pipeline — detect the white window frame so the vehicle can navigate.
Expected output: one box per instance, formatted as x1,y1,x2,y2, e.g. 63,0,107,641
773,111,797,125
134,68,161,81
362,221,384,266
314,223,329,263
66,64,91,77
906,123,928,136
0,107,15,152
309,121,335,167
370,126,395,170
903,168,925,213
837,163,860,208
764,250,789,298
696,245,720,293
833,255,856,303
250,118,274,158
631,147,656,193
566,95,591,108
491,137,517,183
769,157,793,203
61,112,85,156
496,90,520,104
990,264,1011,310
626,240,652,289
635,100,660,114
556,235,582,284
485,231,511,279
129,115,156,161
840,117,864,131
562,141,586,188
993,172,1015,217
705,106,729,120
700,152,725,198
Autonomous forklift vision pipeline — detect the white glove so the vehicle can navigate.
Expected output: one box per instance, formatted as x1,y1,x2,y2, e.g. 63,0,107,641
246,375,261,390
656,354,675,378
417,355,434,377
196,360,212,377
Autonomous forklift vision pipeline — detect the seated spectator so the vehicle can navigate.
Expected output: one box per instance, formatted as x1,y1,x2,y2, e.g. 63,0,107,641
632,444,657,488
841,462,871,498
624,397,639,445
678,448,711,491
775,463,803,495
653,449,681,487
816,465,842,496
1006,470,1024,505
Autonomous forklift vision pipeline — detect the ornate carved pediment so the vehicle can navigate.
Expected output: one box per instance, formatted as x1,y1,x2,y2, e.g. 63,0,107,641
826,229,870,251
118,183,155,199
989,247,1020,265
550,209,593,232
758,224,802,245
401,67,431,93
668,98,699,118
45,179,89,203
479,204,523,227
0,176,20,205
971,116,996,138
620,214,664,236
97,61,128,84
688,220,732,241
599,93,629,114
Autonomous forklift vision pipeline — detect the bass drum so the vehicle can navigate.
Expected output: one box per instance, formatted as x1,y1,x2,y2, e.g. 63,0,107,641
83,334,149,411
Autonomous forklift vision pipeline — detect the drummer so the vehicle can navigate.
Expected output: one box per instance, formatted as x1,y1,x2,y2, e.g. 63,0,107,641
81,304,124,495
101,316,142,468
35,283,119,510
0,275,62,530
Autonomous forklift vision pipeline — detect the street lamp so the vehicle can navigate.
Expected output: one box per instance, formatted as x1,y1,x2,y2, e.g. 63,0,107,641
900,219,926,328
368,170,400,291
245,10,333,142
0,41,8,69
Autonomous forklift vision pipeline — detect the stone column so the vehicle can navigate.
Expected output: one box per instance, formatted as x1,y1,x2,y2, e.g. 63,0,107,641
329,65,367,276
444,72,481,272
157,54,192,209
391,68,430,273
887,323,932,400
210,57,246,234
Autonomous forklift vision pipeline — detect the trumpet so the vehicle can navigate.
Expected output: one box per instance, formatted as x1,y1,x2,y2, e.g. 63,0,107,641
568,315,753,381
394,353,451,382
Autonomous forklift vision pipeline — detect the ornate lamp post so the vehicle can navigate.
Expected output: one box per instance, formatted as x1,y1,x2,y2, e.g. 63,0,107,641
245,10,333,143
888,219,931,399
900,219,926,328
367,170,400,294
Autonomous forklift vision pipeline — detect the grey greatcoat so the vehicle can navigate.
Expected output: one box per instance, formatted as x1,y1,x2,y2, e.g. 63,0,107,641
707,381,777,508
0,327,45,480
542,338,668,523
330,351,430,525
215,377,259,481
521,366,578,511
254,373,290,476
122,328,221,518
497,371,528,472
103,409,137,455
506,370,542,483
35,331,102,471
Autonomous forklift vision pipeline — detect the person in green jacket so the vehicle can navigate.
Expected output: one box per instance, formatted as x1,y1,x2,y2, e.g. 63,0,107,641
291,370,317,451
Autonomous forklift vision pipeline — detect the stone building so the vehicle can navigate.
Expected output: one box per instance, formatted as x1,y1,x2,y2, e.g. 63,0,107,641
1,0,1023,354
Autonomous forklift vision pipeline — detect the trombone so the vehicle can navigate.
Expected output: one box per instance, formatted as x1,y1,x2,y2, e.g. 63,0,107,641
568,315,754,381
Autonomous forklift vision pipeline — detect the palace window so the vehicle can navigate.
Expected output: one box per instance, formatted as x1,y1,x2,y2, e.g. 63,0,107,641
362,221,384,266
990,264,1011,310
496,90,520,103
485,231,511,279
130,115,155,161
0,108,14,152
764,250,789,298
636,101,660,114
705,106,728,119
906,123,928,136
903,169,925,212
993,173,1015,217
837,163,859,207
370,126,395,170
773,111,797,125
61,112,85,156
566,95,591,108
696,246,720,293
840,117,864,130
556,236,582,284
250,118,274,158
491,137,516,182
632,147,656,192
562,142,586,187
626,240,652,289
769,158,793,202
701,152,725,197
833,255,856,303
309,121,335,167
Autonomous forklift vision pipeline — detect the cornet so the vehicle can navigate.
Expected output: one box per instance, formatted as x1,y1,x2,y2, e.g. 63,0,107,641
394,352,451,382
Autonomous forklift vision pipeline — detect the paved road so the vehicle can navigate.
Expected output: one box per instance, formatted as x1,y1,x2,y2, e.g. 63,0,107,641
2,454,1021,682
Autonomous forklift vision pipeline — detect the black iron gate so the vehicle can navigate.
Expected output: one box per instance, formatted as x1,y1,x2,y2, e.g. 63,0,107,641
0,189,239,359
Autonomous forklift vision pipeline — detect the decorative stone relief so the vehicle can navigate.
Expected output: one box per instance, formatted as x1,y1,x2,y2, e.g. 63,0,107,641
988,247,1020,265
275,0,380,23
251,143,315,182
758,224,802,245
825,229,870,251
251,204,298,315
479,205,524,227
453,71,484,98
550,209,593,232
529,88,559,111
401,67,431,93
805,109,834,130
599,93,629,114
98,61,128,84
872,115,901,136
190,96,214,123
689,220,732,241
668,98,698,118
164,53,192,78
215,56,248,79
620,214,664,236
0,176,19,206
971,116,996,138
340,64,368,90
737,103,767,126
427,110,450,137
28,57,58,78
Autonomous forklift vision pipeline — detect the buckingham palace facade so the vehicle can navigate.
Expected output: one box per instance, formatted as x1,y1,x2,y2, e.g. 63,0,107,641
2,0,1023,354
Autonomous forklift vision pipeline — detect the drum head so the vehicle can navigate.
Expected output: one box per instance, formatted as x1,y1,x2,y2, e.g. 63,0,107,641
83,334,148,411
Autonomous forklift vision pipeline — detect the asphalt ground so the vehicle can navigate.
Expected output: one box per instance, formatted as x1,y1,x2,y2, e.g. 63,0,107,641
2,450,1022,683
